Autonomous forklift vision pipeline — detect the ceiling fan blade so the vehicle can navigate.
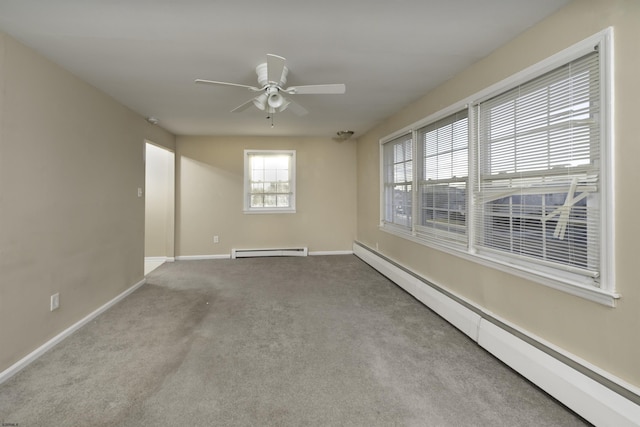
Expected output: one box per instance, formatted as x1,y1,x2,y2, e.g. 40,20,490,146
286,99,309,116
195,79,261,91
230,98,257,113
284,84,346,95
267,54,287,84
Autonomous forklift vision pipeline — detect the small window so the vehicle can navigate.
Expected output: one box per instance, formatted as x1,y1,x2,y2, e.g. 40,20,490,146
416,110,469,247
382,133,413,229
474,50,601,285
244,150,295,214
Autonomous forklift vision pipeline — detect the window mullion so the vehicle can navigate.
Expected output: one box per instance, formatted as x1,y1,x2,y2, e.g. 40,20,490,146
411,129,418,236
468,103,478,254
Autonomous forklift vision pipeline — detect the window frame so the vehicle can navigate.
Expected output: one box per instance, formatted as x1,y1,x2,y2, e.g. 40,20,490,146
415,109,469,248
378,28,616,306
380,132,414,232
243,149,296,214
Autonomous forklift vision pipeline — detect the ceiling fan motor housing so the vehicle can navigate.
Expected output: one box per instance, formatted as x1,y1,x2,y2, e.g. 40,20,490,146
256,62,288,87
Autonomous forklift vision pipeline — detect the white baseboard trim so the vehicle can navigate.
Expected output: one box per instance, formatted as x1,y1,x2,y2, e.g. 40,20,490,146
0,278,147,385
175,254,231,261
145,256,175,263
308,250,354,256
353,242,640,427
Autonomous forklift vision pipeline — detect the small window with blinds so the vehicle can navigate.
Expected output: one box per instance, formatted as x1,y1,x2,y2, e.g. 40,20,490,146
382,133,413,229
474,50,601,285
416,110,469,246
244,150,296,214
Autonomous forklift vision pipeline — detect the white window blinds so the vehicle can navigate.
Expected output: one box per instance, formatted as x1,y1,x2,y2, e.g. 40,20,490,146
416,110,469,246
383,133,413,229
474,50,601,282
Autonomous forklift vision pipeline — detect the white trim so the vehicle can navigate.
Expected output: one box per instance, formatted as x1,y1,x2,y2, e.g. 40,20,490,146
308,250,354,256
144,256,175,263
379,139,385,228
174,254,231,261
600,27,616,294
243,209,296,214
353,242,640,426
0,278,147,385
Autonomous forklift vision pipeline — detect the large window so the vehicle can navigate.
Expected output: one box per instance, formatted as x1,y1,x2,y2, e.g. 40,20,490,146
244,150,295,214
379,30,613,303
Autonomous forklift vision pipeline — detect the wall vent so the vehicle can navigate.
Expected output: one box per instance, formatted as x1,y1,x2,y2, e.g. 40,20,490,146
231,247,308,259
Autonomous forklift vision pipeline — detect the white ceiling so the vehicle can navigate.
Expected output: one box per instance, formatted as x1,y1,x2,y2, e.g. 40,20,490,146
0,0,569,138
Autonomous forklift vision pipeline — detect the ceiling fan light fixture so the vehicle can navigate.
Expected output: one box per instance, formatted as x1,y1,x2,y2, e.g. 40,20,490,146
253,93,268,110
267,92,285,109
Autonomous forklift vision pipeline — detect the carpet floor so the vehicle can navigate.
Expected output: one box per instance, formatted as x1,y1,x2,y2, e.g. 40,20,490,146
0,255,589,426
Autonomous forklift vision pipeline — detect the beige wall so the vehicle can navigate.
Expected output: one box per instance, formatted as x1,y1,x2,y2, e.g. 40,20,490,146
3,0,638,394
357,0,640,387
176,136,357,256
145,142,175,258
0,32,175,372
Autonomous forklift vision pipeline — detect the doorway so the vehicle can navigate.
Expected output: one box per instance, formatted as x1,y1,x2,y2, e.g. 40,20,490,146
144,141,175,275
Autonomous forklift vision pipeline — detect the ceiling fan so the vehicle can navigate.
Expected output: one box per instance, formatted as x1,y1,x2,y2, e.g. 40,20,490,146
195,54,346,116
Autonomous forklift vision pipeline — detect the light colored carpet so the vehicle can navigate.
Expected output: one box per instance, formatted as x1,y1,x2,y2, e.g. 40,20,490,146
0,255,589,426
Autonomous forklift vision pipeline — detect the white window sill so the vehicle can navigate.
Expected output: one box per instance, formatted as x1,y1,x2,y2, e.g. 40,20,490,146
244,209,296,215
379,224,619,307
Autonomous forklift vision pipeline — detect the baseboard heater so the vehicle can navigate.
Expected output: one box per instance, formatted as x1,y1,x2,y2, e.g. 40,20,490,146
231,247,308,259
352,242,640,427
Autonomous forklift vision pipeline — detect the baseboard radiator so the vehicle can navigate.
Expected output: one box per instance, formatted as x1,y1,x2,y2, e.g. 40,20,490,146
353,241,640,427
231,247,308,259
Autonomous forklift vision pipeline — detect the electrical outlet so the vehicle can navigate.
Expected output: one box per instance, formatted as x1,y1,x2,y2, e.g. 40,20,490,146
50,293,60,311
214,235,219,244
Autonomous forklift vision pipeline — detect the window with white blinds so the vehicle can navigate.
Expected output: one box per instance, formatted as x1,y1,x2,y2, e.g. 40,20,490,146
416,110,469,246
474,50,601,284
380,30,612,300
382,133,413,229
244,150,296,213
